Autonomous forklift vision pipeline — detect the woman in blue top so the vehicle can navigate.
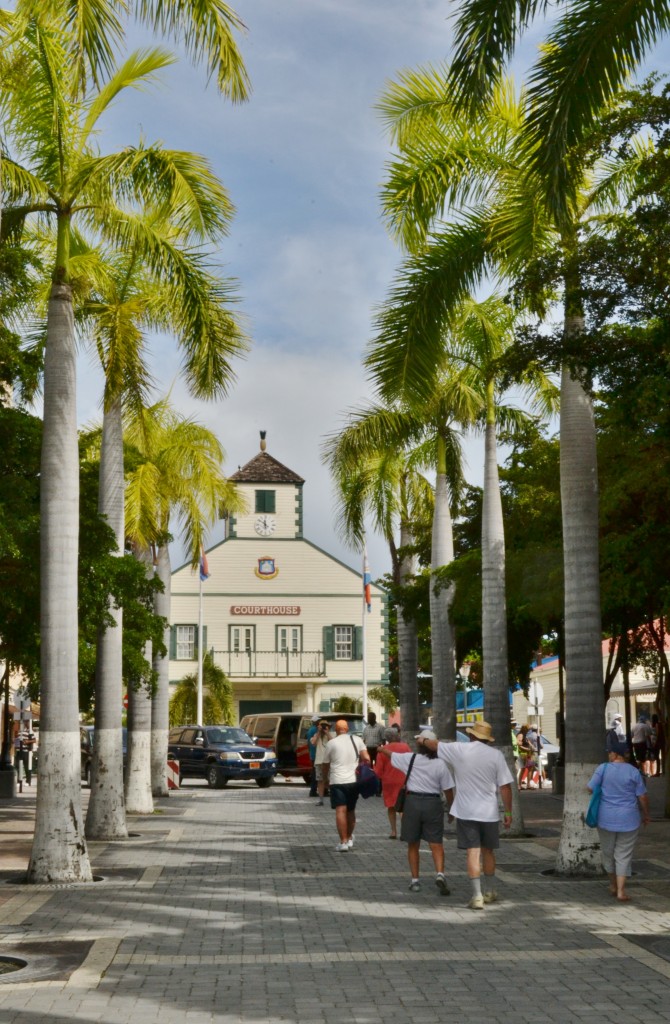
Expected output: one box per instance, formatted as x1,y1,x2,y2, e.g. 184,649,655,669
587,741,650,902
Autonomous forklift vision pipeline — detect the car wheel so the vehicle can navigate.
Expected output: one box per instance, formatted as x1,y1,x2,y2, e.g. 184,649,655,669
256,776,273,788
206,764,227,789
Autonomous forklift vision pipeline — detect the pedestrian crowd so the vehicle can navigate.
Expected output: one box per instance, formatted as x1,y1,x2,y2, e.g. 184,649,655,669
308,709,656,909
310,716,513,911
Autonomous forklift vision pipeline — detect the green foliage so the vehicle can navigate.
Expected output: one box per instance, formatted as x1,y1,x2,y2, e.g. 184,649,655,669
332,695,362,714
367,685,397,715
169,652,234,726
0,409,166,707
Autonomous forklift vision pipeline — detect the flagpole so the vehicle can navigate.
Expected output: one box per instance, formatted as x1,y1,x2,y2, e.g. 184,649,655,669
197,571,204,725
362,535,368,720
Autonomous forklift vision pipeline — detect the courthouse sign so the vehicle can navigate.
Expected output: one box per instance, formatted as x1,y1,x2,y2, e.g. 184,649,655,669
230,605,301,616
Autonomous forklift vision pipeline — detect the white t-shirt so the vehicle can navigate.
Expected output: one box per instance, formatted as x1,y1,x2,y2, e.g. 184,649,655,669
437,741,514,822
390,752,454,794
322,733,366,785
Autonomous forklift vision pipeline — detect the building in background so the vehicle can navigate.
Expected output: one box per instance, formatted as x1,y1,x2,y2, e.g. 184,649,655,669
169,434,388,722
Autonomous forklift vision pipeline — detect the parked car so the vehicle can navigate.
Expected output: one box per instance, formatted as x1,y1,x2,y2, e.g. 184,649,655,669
80,725,127,787
167,725,278,788
239,711,365,783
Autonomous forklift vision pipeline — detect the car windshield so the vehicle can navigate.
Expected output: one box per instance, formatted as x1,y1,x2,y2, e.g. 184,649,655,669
346,719,364,735
206,727,254,745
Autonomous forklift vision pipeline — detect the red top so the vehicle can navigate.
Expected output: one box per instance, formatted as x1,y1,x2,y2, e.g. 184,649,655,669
374,741,411,808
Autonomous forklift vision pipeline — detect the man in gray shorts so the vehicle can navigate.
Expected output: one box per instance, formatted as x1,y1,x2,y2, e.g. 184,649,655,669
422,721,513,910
378,730,454,895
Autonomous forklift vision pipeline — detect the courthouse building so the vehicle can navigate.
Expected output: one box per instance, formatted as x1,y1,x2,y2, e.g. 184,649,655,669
168,435,388,722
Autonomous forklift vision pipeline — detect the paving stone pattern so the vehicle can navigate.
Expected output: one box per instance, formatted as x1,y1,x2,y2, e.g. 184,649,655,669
0,780,670,1023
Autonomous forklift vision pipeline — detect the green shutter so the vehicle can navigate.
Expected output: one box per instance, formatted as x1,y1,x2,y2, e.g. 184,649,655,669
354,626,363,660
319,700,330,712
323,626,334,661
202,625,208,655
194,625,199,656
169,626,176,659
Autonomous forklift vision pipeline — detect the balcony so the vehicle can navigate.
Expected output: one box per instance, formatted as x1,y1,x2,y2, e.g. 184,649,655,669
211,649,326,678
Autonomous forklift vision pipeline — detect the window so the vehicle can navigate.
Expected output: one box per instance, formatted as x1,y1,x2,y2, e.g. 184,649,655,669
335,625,353,660
323,625,363,661
176,625,196,660
255,489,276,513
230,625,255,653
253,716,279,741
277,626,302,653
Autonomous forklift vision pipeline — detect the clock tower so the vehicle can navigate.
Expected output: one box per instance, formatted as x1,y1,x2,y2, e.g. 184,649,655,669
227,431,305,540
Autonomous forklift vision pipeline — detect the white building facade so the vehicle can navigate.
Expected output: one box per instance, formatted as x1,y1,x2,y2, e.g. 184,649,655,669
168,437,389,722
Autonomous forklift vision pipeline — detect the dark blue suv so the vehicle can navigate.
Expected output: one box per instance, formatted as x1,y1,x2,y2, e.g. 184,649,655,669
168,725,278,788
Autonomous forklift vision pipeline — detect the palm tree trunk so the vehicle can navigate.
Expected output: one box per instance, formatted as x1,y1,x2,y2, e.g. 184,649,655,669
86,397,128,839
125,547,154,815
556,271,604,873
151,543,171,797
397,519,420,743
481,390,524,833
27,281,92,883
430,434,457,741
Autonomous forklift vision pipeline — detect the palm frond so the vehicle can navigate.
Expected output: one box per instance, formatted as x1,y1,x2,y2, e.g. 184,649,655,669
448,0,549,112
366,216,492,403
137,0,250,101
524,0,670,220
82,47,178,140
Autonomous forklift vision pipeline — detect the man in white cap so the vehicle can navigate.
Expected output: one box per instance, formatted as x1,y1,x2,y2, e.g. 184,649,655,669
378,730,454,895
422,721,513,909
606,713,626,754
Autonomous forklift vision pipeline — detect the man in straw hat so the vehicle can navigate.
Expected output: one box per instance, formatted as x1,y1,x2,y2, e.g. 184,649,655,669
421,721,513,909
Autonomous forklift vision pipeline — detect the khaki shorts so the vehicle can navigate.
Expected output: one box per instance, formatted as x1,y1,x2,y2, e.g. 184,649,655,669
314,763,326,782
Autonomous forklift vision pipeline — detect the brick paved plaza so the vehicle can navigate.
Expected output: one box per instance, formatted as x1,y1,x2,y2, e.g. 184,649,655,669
1,779,669,1023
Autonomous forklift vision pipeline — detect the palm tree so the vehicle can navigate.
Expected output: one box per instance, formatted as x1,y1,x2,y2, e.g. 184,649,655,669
1,23,237,881
124,399,244,809
81,213,247,837
323,434,433,742
169,653,234,727
372,69,641,869
324,391,471,742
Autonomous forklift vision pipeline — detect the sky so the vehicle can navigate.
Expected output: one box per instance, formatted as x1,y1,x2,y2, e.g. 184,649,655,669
70,1,667,577
76,0,474,576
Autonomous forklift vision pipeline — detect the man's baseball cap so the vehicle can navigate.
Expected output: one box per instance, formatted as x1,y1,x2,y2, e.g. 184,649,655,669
414,730,437,742
311,714,320,722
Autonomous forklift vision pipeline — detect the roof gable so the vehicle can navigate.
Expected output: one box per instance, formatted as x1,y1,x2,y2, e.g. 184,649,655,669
229,451,304,485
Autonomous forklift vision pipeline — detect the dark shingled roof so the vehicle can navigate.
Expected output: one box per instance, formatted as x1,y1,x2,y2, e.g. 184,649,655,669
229,451,304,485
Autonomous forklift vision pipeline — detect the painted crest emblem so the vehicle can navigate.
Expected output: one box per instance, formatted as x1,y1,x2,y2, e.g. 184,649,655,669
255,557,279,580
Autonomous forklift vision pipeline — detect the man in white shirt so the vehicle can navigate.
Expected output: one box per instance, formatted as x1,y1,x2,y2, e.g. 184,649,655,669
378,730,454,895
423,721,513,910
322,720,370,852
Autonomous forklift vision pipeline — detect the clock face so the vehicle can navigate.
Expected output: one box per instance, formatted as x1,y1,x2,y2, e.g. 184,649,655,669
255,515,277,536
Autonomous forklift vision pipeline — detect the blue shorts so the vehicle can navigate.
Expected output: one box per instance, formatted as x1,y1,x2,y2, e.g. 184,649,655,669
330,783,359,811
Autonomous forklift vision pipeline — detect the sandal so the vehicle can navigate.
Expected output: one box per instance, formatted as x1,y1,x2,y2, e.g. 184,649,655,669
388,834,397,840
616,894,631,902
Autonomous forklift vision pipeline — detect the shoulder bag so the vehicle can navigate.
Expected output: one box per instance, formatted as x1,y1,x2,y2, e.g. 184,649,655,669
393,753,417,813
585,764,608,828
351,736,379,799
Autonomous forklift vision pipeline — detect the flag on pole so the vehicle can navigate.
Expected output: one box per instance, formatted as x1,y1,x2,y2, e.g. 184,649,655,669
199,546,210,582
363,546,372,612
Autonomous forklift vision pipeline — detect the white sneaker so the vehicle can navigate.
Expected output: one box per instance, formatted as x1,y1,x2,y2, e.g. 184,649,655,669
468,895,485,910
483,890,498,904
435,873,450,896
336,842,349,852
409,880,421,892
347,834,355,848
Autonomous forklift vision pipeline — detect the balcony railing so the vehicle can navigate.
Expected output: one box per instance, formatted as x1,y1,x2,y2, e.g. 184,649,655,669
211,649,326,678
